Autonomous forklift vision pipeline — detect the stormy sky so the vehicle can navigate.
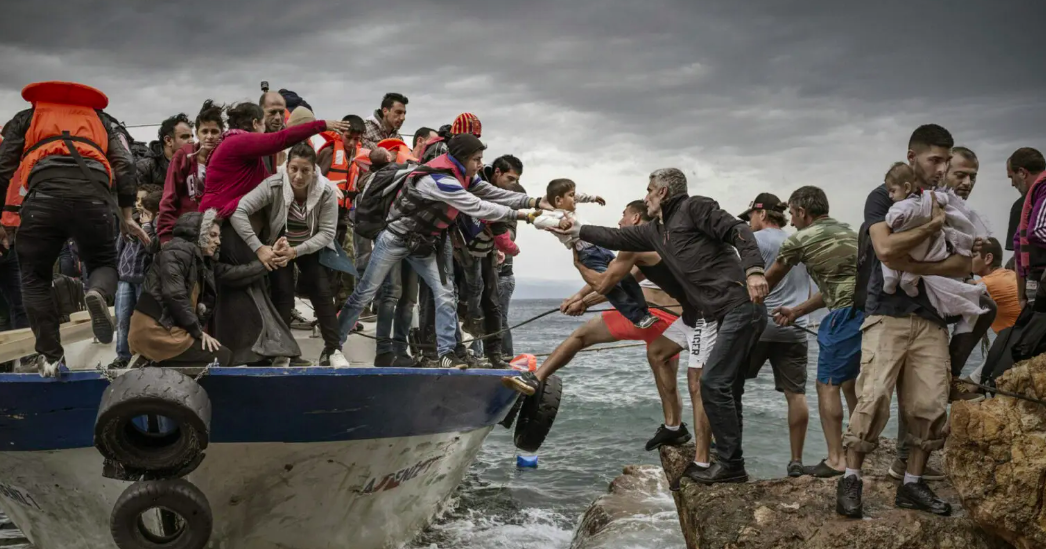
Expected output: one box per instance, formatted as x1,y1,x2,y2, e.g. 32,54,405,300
1,0,1043,284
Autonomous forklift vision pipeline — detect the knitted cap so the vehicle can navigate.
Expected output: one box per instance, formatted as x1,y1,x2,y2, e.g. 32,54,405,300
451,112,482,137
286,106,316,127
448,134,486,163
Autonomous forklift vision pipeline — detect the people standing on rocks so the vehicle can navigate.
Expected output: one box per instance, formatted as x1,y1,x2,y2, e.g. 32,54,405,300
972,237,1019,334
503,200,694,454
764,186,860,478
838,124,969,518
0,81,148,377
1010,147,1046,308
556,168,768,484
739,192,812,479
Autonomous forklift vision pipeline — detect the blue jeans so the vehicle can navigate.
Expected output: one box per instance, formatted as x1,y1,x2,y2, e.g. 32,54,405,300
497,271,515,356
577,245,649,324
339,231,457,356
115,281,142,360
376,260,418,355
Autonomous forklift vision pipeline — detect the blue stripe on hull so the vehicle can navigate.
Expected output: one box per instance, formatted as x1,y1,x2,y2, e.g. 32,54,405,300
0,368,520,451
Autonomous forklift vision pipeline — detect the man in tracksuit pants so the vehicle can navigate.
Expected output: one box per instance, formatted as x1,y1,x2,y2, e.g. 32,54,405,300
558,167,768,484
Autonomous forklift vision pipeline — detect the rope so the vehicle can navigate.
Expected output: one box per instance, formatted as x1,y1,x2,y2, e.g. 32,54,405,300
957,378,1046,407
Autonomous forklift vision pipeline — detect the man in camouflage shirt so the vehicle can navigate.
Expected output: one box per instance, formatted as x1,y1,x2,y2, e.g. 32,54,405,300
764,186,861,478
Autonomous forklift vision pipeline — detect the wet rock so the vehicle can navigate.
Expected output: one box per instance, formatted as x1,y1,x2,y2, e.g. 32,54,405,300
660,438,1010,549
946,355,1046,549
569,465,677,549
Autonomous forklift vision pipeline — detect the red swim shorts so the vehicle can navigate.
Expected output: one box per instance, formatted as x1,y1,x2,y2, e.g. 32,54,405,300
602,308,679,344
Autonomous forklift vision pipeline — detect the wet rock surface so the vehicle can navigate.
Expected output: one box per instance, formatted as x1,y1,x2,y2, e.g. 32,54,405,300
659,438,1011,549
569,465,677,549
947,355,1046,549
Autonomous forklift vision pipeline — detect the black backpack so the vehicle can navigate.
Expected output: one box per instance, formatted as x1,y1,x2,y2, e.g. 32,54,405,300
52,273,84,323
353,163,420,240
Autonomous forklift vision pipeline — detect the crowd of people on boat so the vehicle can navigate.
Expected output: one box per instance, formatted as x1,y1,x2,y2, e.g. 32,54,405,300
0,80,1043,520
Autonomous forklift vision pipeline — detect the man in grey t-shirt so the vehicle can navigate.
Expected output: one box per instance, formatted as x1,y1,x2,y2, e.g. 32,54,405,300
740,193,811,478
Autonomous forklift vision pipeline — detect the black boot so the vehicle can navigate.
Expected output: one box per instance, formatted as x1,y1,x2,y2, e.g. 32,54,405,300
896,480,952,516
486,353,510,369
374,352,395,367
836,475,863,518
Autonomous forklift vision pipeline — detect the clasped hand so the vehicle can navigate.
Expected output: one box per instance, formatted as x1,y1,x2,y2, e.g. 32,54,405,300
256,237,296,271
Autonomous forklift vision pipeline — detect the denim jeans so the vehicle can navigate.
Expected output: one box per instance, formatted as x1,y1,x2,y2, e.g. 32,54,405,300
0,251,28,331
376,260,418,355
339,231,457,356
114,281,142,361
497,271,515,356
577,245,649,324
701,302,768,467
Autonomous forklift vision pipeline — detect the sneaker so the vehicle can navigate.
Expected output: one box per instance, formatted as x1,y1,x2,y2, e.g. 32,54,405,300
33,355,64,378
671,462,710,491
374,352,395,367
805,459,845,478
290,308,313,330
486,353,510,370
107,357,129,370
787,460,805,478
888,458,945,482
320,349,350,368
688,461,748,485
439,353,468,370
272,357,291,367
895,480,952,516
836,475,863,518
84,289,115,344
645,423,692,451
633,314,660,329
390,354,415,368
502,371,540,395
288,356,311,367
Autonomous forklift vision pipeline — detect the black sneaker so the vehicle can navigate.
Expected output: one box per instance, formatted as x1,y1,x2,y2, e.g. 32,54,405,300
671,462,710,491
374,352,395,367
787,460,805,478
502,371,540,395
645,423,692,451
889,458,945,482
836,475,863,518
391,354,415,368
107,357,129,370
895,480,952,516
84,289,115,344
805,459,845,478
289,356,311,367
439,353,468,369
633,314,660,329
688,461,748,485
486,353,510,369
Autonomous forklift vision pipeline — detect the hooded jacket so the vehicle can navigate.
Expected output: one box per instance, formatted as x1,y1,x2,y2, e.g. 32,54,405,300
136,210,268,339
158,142,207,243
578,193,764,322
230,169,338,257
136,140,170,188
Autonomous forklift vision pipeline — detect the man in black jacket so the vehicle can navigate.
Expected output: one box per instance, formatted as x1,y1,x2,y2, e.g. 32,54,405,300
559,167,769,484
136,113,192,188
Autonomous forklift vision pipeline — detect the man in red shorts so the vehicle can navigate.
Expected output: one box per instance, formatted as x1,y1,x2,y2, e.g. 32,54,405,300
503,201,698,453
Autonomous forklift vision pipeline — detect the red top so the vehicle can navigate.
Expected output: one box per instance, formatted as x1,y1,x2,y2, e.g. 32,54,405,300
199,120,326,217
158,142,204,243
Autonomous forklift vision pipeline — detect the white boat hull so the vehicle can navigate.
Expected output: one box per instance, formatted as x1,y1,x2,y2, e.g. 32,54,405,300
0,426,493,549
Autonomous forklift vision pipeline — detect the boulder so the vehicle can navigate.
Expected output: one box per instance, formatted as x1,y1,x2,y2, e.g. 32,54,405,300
661,438,1010,549
570,464,680,549
946,355,1046,549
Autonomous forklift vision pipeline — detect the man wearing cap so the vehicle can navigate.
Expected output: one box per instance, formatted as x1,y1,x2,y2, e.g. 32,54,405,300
336,135,552,369
419,113,482,164
739,192,812,479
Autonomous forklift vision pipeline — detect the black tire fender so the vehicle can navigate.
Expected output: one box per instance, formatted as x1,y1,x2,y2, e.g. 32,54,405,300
513,374,562,453
110,479,213,549
95,367,211,474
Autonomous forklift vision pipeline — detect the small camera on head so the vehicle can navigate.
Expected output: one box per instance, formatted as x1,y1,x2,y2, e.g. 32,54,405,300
260,81,270,93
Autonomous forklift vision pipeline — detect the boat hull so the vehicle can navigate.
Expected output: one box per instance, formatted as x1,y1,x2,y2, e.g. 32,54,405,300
0,367,519,549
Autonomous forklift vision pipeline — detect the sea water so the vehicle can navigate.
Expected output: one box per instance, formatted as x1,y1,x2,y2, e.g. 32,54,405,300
1,298,985,549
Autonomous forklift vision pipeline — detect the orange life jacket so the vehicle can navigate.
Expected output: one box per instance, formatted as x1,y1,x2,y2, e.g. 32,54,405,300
376,138,418,164
317,132,361,210
4,82,111,228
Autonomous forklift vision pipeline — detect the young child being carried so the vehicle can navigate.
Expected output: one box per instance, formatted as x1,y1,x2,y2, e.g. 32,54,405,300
881,162,988,332
532,178,660,329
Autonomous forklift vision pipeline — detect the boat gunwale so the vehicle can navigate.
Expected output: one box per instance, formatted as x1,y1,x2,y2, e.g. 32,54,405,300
0,366,522,383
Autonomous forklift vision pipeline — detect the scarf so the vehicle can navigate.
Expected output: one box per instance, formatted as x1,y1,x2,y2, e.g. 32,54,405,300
1017,172,1046,274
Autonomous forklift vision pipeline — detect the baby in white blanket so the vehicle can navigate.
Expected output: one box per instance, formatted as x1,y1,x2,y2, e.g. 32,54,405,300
881,162,989,333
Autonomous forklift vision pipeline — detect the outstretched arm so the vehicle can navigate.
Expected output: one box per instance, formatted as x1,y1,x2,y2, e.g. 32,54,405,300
578,224,657,252
573,250,639,295
765,259,795,291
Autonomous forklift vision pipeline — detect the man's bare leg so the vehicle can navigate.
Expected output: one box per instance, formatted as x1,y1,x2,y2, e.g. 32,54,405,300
687,367,713,464
841,379,857,417
784,390,809,463
502,316,616,394
647,337,684,427
818,381,847,471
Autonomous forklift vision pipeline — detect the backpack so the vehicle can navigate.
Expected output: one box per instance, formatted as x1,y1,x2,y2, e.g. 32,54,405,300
52,273,85,323
353,163,420,240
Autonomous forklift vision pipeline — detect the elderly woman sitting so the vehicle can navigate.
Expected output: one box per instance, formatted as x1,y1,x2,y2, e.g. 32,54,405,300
231,142,349,367
128,210,268,366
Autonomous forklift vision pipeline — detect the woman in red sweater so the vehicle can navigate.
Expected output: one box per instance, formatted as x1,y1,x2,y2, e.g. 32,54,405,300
202,102,350,366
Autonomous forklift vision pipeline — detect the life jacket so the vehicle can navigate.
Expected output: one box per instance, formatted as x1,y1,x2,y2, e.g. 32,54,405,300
376,138,418,164
317,131,361,209
5,82,111,228
385,154,472,237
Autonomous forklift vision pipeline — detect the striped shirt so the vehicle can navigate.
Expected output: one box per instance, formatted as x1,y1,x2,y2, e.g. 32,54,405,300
286,201,310,246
